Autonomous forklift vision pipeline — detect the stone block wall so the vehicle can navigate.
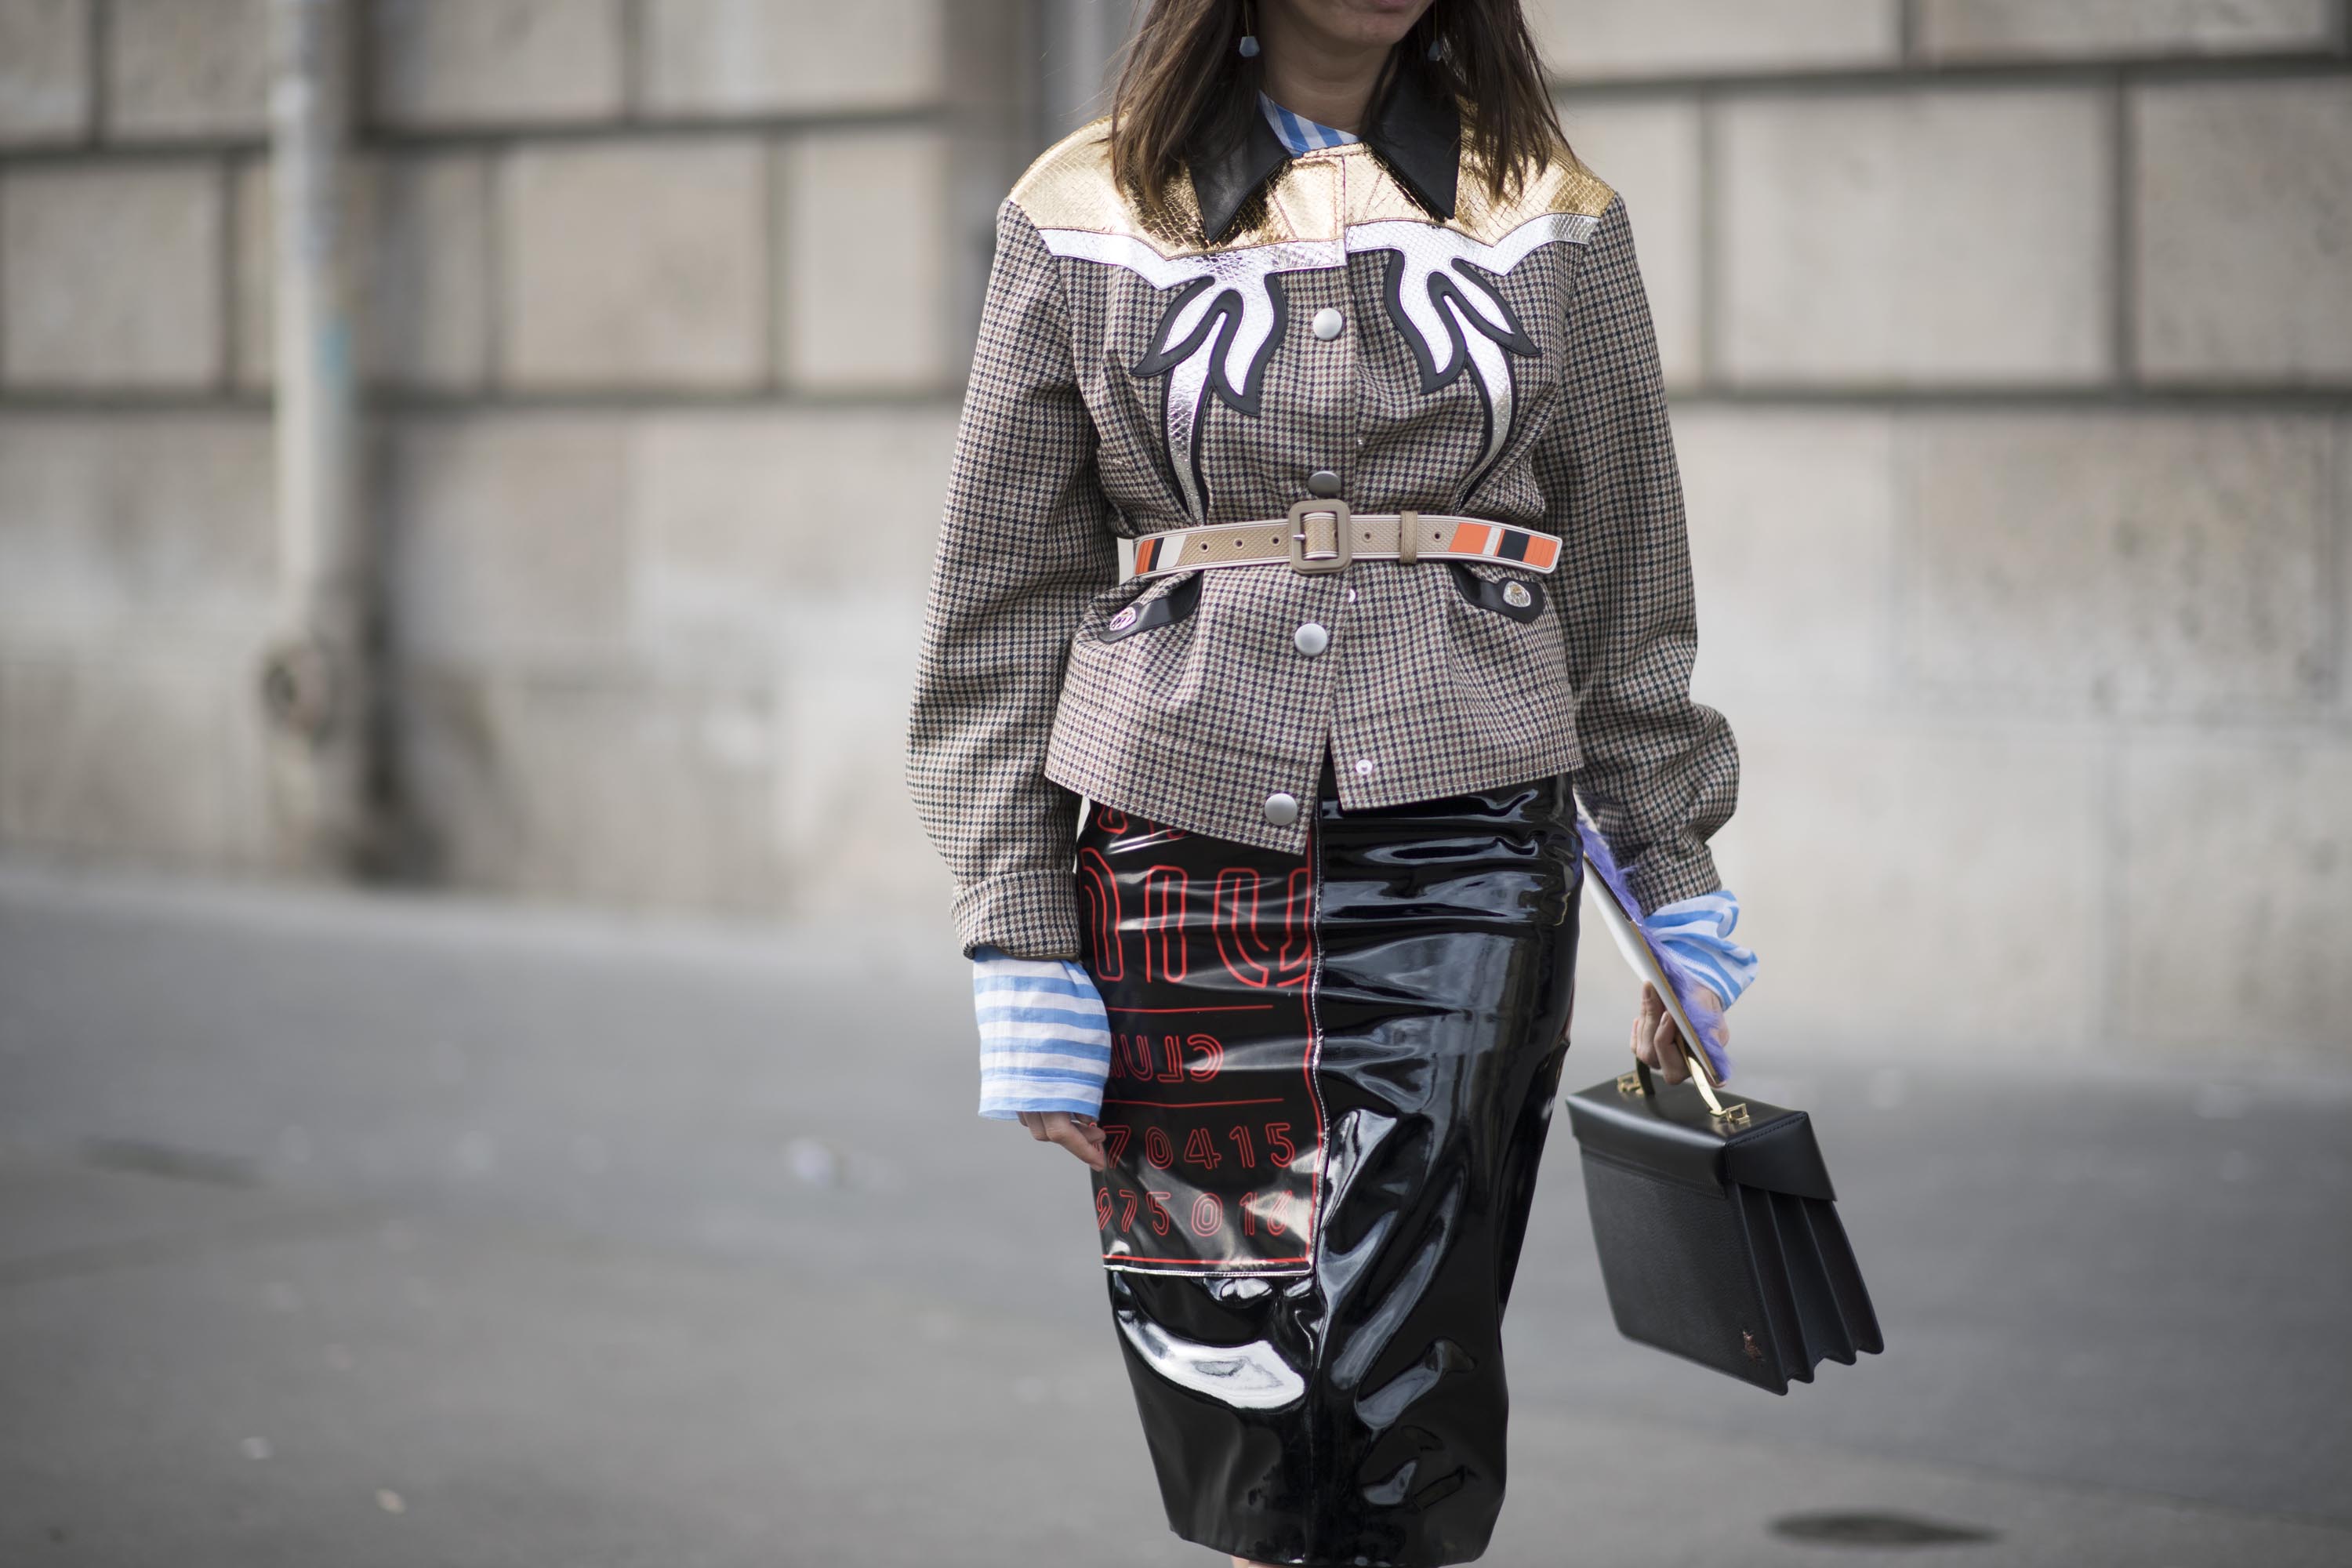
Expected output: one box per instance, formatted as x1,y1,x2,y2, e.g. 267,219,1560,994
0,0,1021,918
1536,0,2351,1060
0,1,2344,1062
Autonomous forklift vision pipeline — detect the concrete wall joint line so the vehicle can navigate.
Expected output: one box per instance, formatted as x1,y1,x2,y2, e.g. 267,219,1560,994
764,135,786,395
347,105,961,155
2328,420,2348,711
0,389,966,415
0,140,261,169
0,391,274,414
1670,387,2352,409
619,0,647,122
88,0,109,143
369,388,964,415
483,147,509,388
213,154,235,397
2111,76,2136,388
1549,54,2352,96
1696,88,1722,386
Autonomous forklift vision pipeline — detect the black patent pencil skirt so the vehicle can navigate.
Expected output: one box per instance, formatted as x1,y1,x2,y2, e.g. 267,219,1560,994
1075,755,1584,1567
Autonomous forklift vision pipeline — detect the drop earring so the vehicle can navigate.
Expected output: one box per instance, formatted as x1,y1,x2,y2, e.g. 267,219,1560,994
1239,1,1259,57
1425,34,1444,61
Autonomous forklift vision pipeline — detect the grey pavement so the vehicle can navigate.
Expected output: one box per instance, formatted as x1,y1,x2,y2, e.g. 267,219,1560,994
2,861,2347,1567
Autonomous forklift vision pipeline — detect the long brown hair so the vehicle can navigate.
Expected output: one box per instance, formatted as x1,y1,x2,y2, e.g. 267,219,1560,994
1108,0,1569,228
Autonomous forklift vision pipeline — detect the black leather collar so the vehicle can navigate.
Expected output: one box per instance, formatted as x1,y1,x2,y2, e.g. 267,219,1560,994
1188,63,1462,244
1189,105,1292,248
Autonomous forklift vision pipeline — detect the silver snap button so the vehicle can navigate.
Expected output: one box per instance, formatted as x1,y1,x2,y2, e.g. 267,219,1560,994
1354,757,1375,777
1503,581,1532,608
1293,622,1329,656
1307,469,1341,497
1109,606,1138,630
1311,307,1344,340
1262,792,1301,827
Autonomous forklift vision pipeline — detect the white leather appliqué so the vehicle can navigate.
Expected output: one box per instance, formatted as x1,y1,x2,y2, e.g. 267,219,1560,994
1035,230,1340,521
1346,212,1599,488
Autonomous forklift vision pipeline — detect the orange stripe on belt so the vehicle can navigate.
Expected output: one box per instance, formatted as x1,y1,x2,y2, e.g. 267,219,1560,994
1447,521,1494,555
1519,534,1559,570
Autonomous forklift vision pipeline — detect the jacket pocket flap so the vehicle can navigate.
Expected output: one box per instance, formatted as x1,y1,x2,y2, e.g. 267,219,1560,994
1098,571,1203,641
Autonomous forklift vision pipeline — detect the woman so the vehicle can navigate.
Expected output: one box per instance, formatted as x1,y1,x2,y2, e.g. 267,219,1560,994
906,2,1755,1563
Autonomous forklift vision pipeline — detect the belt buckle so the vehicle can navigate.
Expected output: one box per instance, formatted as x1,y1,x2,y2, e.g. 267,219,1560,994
1287,499,1352,575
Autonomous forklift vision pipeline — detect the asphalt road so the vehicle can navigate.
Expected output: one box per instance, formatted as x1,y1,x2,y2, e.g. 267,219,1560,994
2,861,2347,1567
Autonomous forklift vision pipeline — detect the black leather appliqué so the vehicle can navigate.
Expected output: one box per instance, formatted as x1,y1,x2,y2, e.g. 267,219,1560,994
1447,563,1544,623
1131,275,1289,417
1129,274,1291,519
1100,572,1204,642
1377,252,1540,396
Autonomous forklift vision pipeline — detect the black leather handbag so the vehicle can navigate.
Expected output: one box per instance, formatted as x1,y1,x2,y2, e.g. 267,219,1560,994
1564,1058,1883,1394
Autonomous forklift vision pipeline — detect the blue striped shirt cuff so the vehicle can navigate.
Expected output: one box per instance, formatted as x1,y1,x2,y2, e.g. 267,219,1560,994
971,944,1112,1121
1640,890,1759,1007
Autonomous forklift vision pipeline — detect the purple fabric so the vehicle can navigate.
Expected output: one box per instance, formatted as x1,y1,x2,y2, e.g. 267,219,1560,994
1581,824,1733,1081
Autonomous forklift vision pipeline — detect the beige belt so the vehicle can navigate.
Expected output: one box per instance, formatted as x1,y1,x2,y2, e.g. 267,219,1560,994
1130,500,1562,579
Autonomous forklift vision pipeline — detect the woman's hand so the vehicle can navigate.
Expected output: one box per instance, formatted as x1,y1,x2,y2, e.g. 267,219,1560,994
1630,982,1725,1085
1017,1110,1109,1171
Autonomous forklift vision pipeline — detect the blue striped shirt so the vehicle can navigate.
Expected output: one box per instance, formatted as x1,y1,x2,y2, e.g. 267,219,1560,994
1260,93,1360,154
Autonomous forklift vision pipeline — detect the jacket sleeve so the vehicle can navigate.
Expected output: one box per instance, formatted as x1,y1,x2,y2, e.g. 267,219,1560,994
905,198,1121,960
1539,191,1739,915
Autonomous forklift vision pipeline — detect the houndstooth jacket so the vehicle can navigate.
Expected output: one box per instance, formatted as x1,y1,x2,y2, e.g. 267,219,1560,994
906,70,1738,960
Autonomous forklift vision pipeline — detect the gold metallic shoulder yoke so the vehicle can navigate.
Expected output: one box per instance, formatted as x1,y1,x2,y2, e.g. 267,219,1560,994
1445,140,1617,241
1009,117,1210,251
1007,116,1618,254
1530,141,1617,221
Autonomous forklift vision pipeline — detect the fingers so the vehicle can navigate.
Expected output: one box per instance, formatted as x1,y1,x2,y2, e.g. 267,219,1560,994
1631,983,1691,1083
1630,984,1663,1069
1652,1006,1690,1084
1051,1113,1109,1172
1014,1110,1109,1171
